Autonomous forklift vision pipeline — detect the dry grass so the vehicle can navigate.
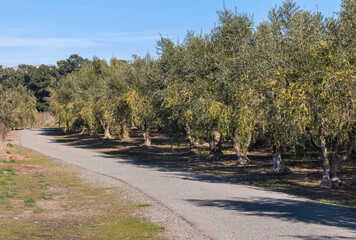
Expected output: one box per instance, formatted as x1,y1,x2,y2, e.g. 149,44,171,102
35,112,57,128
0,140,164,239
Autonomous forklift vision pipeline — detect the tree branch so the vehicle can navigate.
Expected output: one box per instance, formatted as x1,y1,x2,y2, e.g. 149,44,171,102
342,135,355,161
306,127,321,153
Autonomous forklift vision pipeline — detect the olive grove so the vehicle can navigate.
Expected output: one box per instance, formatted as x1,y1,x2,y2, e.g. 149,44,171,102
46,0,356,188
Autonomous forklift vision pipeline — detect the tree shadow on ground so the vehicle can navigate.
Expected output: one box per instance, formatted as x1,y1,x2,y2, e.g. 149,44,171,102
281,235,354,240
186,197,356,231
39,128,356,208
93,153,229,184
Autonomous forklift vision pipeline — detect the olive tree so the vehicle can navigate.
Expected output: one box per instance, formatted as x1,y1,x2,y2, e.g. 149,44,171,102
126,54,160,146
0,84,37,152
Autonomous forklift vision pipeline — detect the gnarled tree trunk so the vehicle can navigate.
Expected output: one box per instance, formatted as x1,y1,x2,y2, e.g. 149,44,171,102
185,124,196,148
319,128,332,188
66,120,70,132
331,153,342,188
142,123,151,146
330,136,355,189
122,124,130,140
79,126,88,135
207,132,224,161
233,133,251,165
0,123,6,154
272,144,281,169
104,127,113,139
306,118,333,188
100,120,113,139
270,143,291,174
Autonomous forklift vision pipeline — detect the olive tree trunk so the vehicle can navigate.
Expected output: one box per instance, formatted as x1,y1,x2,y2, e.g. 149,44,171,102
306,123,332,188
233,133,251,165
272,144,282,169
270,143,291,174
142,123,151,146
185,124,196,148
79,126,88,135
100,120,113,139
0,123,7,154
0,135,4,154
122,124,130,140
330,136,355,188
319,128,332,188
207,132,224,161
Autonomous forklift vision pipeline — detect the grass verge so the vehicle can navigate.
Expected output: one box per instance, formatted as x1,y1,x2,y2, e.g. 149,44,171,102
0,144,164,239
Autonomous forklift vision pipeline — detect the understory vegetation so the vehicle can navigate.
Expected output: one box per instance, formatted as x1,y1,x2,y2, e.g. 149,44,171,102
1,0,355,190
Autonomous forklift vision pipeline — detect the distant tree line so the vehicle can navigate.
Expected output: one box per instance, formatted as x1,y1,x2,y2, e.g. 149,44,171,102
0,54,88,151
0,54,89,111
1,0,355,188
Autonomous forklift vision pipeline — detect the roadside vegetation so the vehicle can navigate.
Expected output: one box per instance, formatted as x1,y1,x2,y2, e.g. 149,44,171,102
0,136,164,239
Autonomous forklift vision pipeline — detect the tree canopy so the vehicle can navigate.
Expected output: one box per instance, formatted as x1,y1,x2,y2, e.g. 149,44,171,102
1,0,354,188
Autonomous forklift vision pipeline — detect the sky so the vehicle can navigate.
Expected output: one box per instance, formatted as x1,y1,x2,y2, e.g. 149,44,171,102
0,0,342,66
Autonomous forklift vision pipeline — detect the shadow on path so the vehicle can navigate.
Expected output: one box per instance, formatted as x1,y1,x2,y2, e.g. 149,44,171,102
35,128,356,233
186,197,356,231
281,234,354,240
38,129,230,184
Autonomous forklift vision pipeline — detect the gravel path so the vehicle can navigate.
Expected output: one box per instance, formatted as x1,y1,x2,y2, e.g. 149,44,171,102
21,129,356,240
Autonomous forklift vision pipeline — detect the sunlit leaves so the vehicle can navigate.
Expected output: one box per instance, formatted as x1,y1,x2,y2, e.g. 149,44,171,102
0,85,37,132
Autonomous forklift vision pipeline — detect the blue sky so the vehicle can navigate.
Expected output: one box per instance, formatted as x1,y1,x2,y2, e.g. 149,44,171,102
0,0,342,66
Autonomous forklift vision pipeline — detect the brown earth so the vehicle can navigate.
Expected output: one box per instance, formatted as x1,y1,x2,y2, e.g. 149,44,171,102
0,163,45,173
0,131,164,239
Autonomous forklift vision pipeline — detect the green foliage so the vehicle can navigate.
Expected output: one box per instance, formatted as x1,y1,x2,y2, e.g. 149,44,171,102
0,167,16,175
57,54,89,76
33,208,45,213
50,57,132,138
24,198,36,207
127,55,160,134
0,83,38,153
0,54,88,111
39,193,54,200
46,1,354,181
0,85,38,131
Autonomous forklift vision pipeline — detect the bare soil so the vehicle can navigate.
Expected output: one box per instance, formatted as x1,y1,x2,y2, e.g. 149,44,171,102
0,132,165,239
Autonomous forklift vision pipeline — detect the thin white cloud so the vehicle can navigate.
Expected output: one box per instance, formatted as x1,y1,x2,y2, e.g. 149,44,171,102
112,35,160,42
98,31,158,37
93,31,160,42
0,31,164,65
0,35,161,49
0,37,102,48
0,27,39,36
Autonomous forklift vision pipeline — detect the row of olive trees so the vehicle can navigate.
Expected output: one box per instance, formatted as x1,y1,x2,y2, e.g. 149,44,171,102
49,0,355,188
49,56,158,145
156,0,355,187
0,54,86,152
0,84,38,153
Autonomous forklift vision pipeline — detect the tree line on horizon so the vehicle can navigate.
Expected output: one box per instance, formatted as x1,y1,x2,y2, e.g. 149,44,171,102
0,54,89,152
1,0,355,188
